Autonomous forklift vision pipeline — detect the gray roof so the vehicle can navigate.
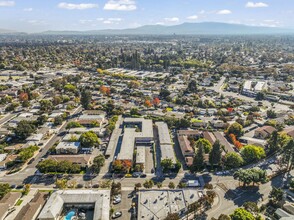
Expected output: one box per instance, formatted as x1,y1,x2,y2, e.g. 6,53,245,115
136,146,146,164
138,189,199,220
117,118,154,161
56,141,81,150
38,190,110,220
117,128,136,161
160,144,176,163
155,122,172,145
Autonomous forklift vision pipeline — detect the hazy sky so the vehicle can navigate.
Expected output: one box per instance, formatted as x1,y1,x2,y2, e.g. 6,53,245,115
0,0,293,32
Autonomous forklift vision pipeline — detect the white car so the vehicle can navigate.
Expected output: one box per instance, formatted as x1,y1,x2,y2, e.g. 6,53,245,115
112,211,122,219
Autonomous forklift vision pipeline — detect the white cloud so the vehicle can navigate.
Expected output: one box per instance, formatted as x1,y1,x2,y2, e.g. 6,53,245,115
155,22,165,25
104,0,136,11
216,9,232,15
23,8,33,12
108,18,122,21
94,17,123,24
186,15,198,20
58,2,98,10
164,17,180,22
0,1,14,7
246,2,268,8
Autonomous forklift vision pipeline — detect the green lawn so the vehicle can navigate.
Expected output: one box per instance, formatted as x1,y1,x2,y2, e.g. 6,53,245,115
15,199,23,206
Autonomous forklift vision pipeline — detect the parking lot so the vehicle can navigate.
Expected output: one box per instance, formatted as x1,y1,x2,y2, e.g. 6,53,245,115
112,190,135,220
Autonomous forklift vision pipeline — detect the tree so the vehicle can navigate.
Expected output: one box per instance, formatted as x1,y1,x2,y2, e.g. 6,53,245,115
144,99,152,108
224,152,244,169
22,184,31,195
134,183,142,191
226,122,243,137
267,130,279,154
187,79,198,92
161,158,174,173
19,92,29,102
217,214,231,220
0,183,11,199
233,168,266,187
209,140,222,166
195,138,212,154
79,131,100,148
40,100,53,112
55,179,67,189
100,85,110,96
163,213,180,220
54,115,63,126
91,154,105,174
241,145,266,164
18,145,39,162
168,182,175,189
159,88,171,98
36,115,48,126
153,97,160,107
267,110,277,119
64,84,76,93
269,187,284,204
243,201,259,215
192,145,204,172
143,179,154,189
282,139,294,171
128,80,141,88
66,121,82,129
80,89,92,109
14,120,36,140
230,208,255,220
255,92,265,101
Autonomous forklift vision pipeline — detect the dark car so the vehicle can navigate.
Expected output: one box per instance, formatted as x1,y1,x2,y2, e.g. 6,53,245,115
132,173,140,178
28,158,35,164
140,174,147,178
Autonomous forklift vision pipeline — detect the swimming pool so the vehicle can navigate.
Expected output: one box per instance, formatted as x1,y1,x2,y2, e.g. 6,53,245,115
64,210,76,220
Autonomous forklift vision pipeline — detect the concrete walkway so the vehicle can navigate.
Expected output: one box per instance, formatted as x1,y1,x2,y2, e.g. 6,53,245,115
6,188,38,220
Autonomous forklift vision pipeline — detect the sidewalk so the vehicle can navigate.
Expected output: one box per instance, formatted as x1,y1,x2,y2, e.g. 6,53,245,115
6,188,38,220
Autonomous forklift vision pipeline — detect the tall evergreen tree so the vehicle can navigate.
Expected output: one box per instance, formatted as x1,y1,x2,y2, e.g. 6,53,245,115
192,145,204,172
80,89,92,109
209,140,222,167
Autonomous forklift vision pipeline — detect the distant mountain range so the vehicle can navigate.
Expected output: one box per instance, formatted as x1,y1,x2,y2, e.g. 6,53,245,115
1,22,294,35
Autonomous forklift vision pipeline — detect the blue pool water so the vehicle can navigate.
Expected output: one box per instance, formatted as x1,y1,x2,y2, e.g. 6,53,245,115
64,211,75,220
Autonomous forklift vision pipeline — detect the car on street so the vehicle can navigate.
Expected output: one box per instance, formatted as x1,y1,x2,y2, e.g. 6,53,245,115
112,211,122,219
287,195,294,202
113,195,122,204
132,173,140,178
140,174,147,178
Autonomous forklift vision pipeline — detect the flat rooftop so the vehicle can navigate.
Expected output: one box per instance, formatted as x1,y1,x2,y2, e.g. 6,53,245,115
138,189,200,220
38,190,110,220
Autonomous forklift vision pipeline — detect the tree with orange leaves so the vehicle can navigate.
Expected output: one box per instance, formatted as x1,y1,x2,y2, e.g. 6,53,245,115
19,92,29,101
229,133,243,150
144,100,152,108
153,97,160,107
100,85,111,96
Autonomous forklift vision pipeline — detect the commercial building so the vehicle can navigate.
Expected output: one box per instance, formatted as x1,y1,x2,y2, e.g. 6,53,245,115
138,189,200,220
38,190,110,220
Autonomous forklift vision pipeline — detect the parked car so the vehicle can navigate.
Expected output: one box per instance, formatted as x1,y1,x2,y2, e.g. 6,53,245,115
112,211,122,219
287,195,294,202
140,174,147,178
132,173,140,178
28,158,35,164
